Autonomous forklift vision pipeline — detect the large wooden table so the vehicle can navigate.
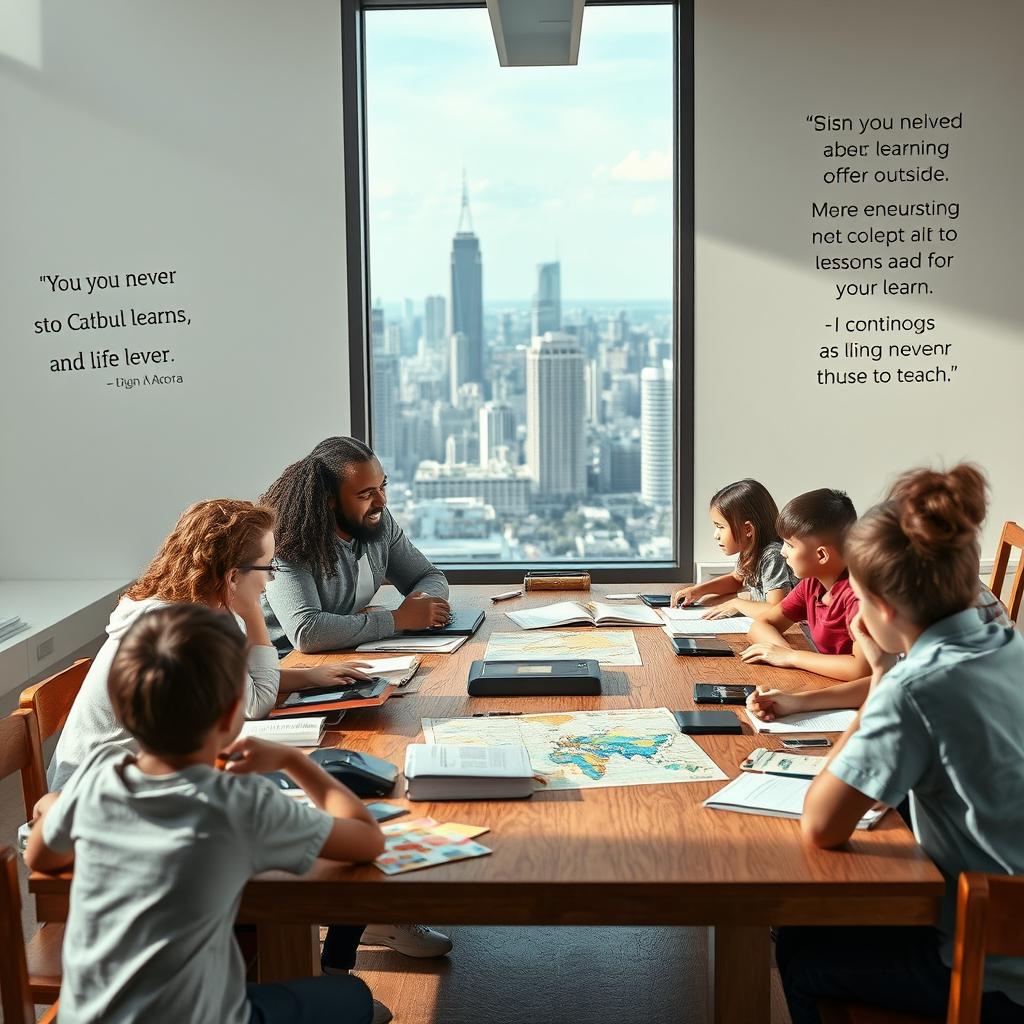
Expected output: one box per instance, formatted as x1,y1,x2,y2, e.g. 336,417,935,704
32,584,943,1023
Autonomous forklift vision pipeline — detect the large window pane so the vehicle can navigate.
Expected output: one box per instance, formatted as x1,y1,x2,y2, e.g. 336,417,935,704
365,4,676,565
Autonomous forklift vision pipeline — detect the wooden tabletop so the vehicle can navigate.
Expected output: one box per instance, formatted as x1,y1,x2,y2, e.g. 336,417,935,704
243,583,942,926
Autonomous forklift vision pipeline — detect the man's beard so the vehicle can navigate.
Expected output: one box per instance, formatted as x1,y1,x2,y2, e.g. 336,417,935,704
335,505,387,543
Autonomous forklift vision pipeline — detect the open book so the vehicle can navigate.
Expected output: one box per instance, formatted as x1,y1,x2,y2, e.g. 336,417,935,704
240,716,326,747
505,600,663,630
704,773,887,829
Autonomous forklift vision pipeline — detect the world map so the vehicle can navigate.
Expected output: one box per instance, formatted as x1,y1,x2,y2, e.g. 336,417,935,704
421,708,727,790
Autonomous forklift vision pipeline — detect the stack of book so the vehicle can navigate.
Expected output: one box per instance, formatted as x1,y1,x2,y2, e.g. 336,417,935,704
0,616,28,643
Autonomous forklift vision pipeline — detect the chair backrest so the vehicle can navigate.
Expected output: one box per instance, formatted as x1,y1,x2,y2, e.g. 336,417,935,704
988,521,1024,623
17,658,91,811
947,872,1024,1024
0,846,36,1024
20,657,91,743
0,709,47,823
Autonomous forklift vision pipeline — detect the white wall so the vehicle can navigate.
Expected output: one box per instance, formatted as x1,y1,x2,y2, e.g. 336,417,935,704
0,0,350,579
693,0,1024,566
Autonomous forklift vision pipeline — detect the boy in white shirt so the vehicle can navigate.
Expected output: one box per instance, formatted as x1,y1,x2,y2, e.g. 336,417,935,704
27,603,390,1024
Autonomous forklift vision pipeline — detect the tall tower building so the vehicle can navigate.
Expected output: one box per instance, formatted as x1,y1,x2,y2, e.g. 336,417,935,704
641,362,673,506
531,261,561,338
449,332,470,406
526,333,585,497
370,302,385,353
479,400,516,468
424,295,446,349
449,174,483,386
372,353,400,466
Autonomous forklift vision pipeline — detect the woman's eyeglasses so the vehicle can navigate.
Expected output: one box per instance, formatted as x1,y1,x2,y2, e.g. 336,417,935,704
240,560,283,576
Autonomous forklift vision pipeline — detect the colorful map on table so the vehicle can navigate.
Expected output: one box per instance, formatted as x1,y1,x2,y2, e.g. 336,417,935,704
484,629,642,667
421,708,726,790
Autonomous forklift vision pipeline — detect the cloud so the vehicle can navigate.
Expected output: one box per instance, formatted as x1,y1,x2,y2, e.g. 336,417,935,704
631,197,659,216
610,149,672,182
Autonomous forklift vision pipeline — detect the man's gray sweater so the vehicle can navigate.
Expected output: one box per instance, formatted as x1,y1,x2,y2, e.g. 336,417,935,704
262,509,448,653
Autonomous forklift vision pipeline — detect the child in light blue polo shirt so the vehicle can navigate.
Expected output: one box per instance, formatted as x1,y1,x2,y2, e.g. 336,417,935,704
778,464,1024,1024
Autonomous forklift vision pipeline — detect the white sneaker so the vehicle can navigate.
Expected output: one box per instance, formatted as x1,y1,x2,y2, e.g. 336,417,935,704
372,999,393,1024
360,923,453,958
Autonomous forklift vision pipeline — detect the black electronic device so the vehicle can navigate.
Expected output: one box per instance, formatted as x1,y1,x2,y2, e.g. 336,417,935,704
279,678,388,708
640,594,672,608
403,609,485,637
673,710,743,735
671,637,734,657
309,748,398,797
693,683,756,705
467,659,602,696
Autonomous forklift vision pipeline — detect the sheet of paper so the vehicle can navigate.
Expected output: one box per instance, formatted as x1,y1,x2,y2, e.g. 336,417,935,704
484,629,642,667
356,635,466,654
661,615,753,635
359,655,419,674
744,707,857,734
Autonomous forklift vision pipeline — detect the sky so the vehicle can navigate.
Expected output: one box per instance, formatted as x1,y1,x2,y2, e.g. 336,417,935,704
365,4,674,306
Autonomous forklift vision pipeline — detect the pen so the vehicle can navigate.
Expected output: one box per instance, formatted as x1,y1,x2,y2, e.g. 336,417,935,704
490,589,523,602
472,711,524,717
605,593,640,600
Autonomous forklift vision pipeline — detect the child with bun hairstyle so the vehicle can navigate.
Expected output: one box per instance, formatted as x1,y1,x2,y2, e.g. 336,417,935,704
671,479,795,617
777,465,1024,1023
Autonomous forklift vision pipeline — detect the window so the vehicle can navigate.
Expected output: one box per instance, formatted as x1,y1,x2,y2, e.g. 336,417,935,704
356,2,689,575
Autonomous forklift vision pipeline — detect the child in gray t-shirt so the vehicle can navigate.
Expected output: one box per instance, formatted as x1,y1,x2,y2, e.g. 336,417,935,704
26,604,386,1024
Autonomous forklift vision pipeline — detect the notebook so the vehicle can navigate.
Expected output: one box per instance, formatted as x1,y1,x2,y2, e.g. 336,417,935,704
505,600,662,630
704,772,887,830
404,743,534,801
239,716,326,747
402,609,484,637
356,635,467,654
745,708,857,734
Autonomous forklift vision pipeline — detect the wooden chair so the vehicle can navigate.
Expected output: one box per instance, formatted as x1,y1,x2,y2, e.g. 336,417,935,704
0,848,58,1024
0,711,62,1008
19,657,92,811
989,521,1024,623
819,872,1024,1024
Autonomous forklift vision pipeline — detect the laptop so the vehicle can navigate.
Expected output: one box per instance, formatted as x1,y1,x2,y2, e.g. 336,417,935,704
402,608,485,637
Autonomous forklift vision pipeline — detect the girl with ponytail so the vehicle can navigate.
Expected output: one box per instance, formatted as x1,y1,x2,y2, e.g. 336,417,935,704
777,465,1024,1023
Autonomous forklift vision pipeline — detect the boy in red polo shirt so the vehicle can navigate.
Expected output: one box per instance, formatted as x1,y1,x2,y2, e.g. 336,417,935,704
740,488,870,681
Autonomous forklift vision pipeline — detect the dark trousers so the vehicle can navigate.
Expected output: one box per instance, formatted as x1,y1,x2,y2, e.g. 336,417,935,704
248,973,372,1024
776,926,1024,1024
322,924,366,971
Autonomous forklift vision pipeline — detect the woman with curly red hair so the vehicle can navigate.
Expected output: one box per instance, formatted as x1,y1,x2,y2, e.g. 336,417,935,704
50,499,371,790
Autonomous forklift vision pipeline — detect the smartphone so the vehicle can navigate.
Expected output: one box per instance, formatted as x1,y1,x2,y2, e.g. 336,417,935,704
366,802,410,823
640,594,672,608
671,637,734,657
693,683,756,705
781,737,832,748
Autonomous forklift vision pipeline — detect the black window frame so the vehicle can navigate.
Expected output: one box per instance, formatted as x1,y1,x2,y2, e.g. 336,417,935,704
342,0,694,584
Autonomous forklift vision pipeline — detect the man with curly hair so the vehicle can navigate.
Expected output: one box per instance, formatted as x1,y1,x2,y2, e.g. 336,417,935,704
260,436,450,653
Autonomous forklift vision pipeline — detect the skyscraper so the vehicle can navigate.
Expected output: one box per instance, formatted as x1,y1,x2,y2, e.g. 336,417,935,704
373,353,400,466
531,261,561,338
424,295,446,349
449,175,483,386
370,302,385,353
641,362,672,506
479,400,516,468
526,333,586,497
